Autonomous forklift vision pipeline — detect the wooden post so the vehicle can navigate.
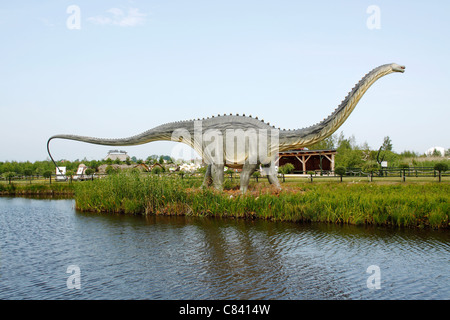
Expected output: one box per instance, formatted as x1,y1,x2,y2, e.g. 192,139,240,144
331,154,335,172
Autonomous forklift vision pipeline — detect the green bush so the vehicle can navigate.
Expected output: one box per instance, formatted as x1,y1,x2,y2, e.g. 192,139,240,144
434,162,449,182
43,170,52,179
334,166,346,182
434,162,449,172
151,166,163,175
279,163,295,174
398,163,410,169
105,165,118,175
335,166,346,176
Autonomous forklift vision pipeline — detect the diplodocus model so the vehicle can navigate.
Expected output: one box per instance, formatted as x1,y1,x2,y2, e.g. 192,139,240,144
48,63,405,193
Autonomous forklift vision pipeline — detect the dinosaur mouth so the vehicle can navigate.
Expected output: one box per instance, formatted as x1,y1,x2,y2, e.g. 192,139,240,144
393,65,406,73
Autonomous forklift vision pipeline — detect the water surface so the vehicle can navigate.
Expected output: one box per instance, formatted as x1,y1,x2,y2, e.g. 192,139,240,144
0,197,449,299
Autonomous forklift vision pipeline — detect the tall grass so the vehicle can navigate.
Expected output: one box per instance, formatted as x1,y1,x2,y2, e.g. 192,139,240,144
74,171,449,229
0,182,74,195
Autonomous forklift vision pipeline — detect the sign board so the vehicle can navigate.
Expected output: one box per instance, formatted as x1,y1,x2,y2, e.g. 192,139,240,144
56,167,66,181
381,161,388,168
56,167,66,175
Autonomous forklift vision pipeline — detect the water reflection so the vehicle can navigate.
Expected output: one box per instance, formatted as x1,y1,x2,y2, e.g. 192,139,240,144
1,197,449,300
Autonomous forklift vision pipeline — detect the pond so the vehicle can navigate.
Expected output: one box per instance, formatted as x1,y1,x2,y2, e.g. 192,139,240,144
0,197,449,300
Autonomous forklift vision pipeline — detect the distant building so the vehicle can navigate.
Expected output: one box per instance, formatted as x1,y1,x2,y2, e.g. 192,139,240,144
104,150,130,161
278,149,337,173
179,162,201,172
55,166,66,181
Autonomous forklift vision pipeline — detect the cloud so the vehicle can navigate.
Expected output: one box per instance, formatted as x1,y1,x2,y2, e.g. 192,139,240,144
88,8,146,27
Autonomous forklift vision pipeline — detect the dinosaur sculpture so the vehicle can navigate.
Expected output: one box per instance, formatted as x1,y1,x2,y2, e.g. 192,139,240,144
47,63,405,193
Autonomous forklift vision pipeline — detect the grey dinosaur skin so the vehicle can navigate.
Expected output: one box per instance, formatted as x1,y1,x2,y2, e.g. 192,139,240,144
47,63,405,193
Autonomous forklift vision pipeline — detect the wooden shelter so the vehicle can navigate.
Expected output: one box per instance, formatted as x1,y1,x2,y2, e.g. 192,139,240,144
277,149,337,173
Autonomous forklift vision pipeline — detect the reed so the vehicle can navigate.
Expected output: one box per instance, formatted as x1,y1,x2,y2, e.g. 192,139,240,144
73,171,449,229
0,182,74,195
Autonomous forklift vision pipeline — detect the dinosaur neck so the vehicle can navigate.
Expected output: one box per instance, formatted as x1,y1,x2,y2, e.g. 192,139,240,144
279,64,396,151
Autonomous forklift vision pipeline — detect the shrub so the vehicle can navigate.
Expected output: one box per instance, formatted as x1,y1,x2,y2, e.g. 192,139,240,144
363,161,379,173
279,163,295,174
334,166,346,182
105,165,118,175
434,162,449,172
152,166,162,175
43,170,52,179
434,162,449,182
398,163,409,169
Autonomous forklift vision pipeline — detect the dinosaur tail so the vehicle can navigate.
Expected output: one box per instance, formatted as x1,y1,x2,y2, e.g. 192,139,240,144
46,124,182,171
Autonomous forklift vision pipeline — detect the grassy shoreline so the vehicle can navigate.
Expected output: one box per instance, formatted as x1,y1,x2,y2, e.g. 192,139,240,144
2,172,448,229
0,182,75,196
72,171,449,229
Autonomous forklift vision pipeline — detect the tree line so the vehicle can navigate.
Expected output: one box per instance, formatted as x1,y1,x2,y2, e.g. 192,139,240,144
308,133,449,170
1,133,448,178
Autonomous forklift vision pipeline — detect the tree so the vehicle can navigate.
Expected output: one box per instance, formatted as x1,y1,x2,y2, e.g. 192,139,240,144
434,163,448,182
105,165,118,175
309,134,336,150
43,170,52,179
66,170,74,183
279,163,295,174
382,136,393,151
3,172,16,184
152,166,162,175
24,169,33,184
334,166,346,182
432,149,443,157
363,161,379,173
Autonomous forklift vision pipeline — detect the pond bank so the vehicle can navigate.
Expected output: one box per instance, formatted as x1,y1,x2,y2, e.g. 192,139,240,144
0,183,74,196
73,172,449,229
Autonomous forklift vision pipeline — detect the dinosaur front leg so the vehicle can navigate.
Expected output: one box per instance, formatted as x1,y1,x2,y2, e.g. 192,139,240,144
211,164,224,191
202,164,213,188
240,163,258,194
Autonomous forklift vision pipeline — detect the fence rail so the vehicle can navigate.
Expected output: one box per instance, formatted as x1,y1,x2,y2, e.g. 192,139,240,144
1,166,448,185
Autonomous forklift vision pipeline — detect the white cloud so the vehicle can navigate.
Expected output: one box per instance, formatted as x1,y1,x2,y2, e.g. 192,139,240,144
88,8,146,27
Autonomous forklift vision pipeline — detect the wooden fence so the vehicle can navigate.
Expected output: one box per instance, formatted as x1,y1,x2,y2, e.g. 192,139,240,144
1,166,448,185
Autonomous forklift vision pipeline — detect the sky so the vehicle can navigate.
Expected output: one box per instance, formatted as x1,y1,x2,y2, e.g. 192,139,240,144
0,0,449,162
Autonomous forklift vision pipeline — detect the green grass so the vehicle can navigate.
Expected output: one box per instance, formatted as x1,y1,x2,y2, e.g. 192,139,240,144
0,181,74,195
73,171,450,229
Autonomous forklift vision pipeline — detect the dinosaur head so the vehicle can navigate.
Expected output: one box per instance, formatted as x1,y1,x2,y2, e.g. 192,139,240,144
391,63,406,73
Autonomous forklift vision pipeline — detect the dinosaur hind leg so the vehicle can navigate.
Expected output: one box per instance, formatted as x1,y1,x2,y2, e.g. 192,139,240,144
240,163,258,194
